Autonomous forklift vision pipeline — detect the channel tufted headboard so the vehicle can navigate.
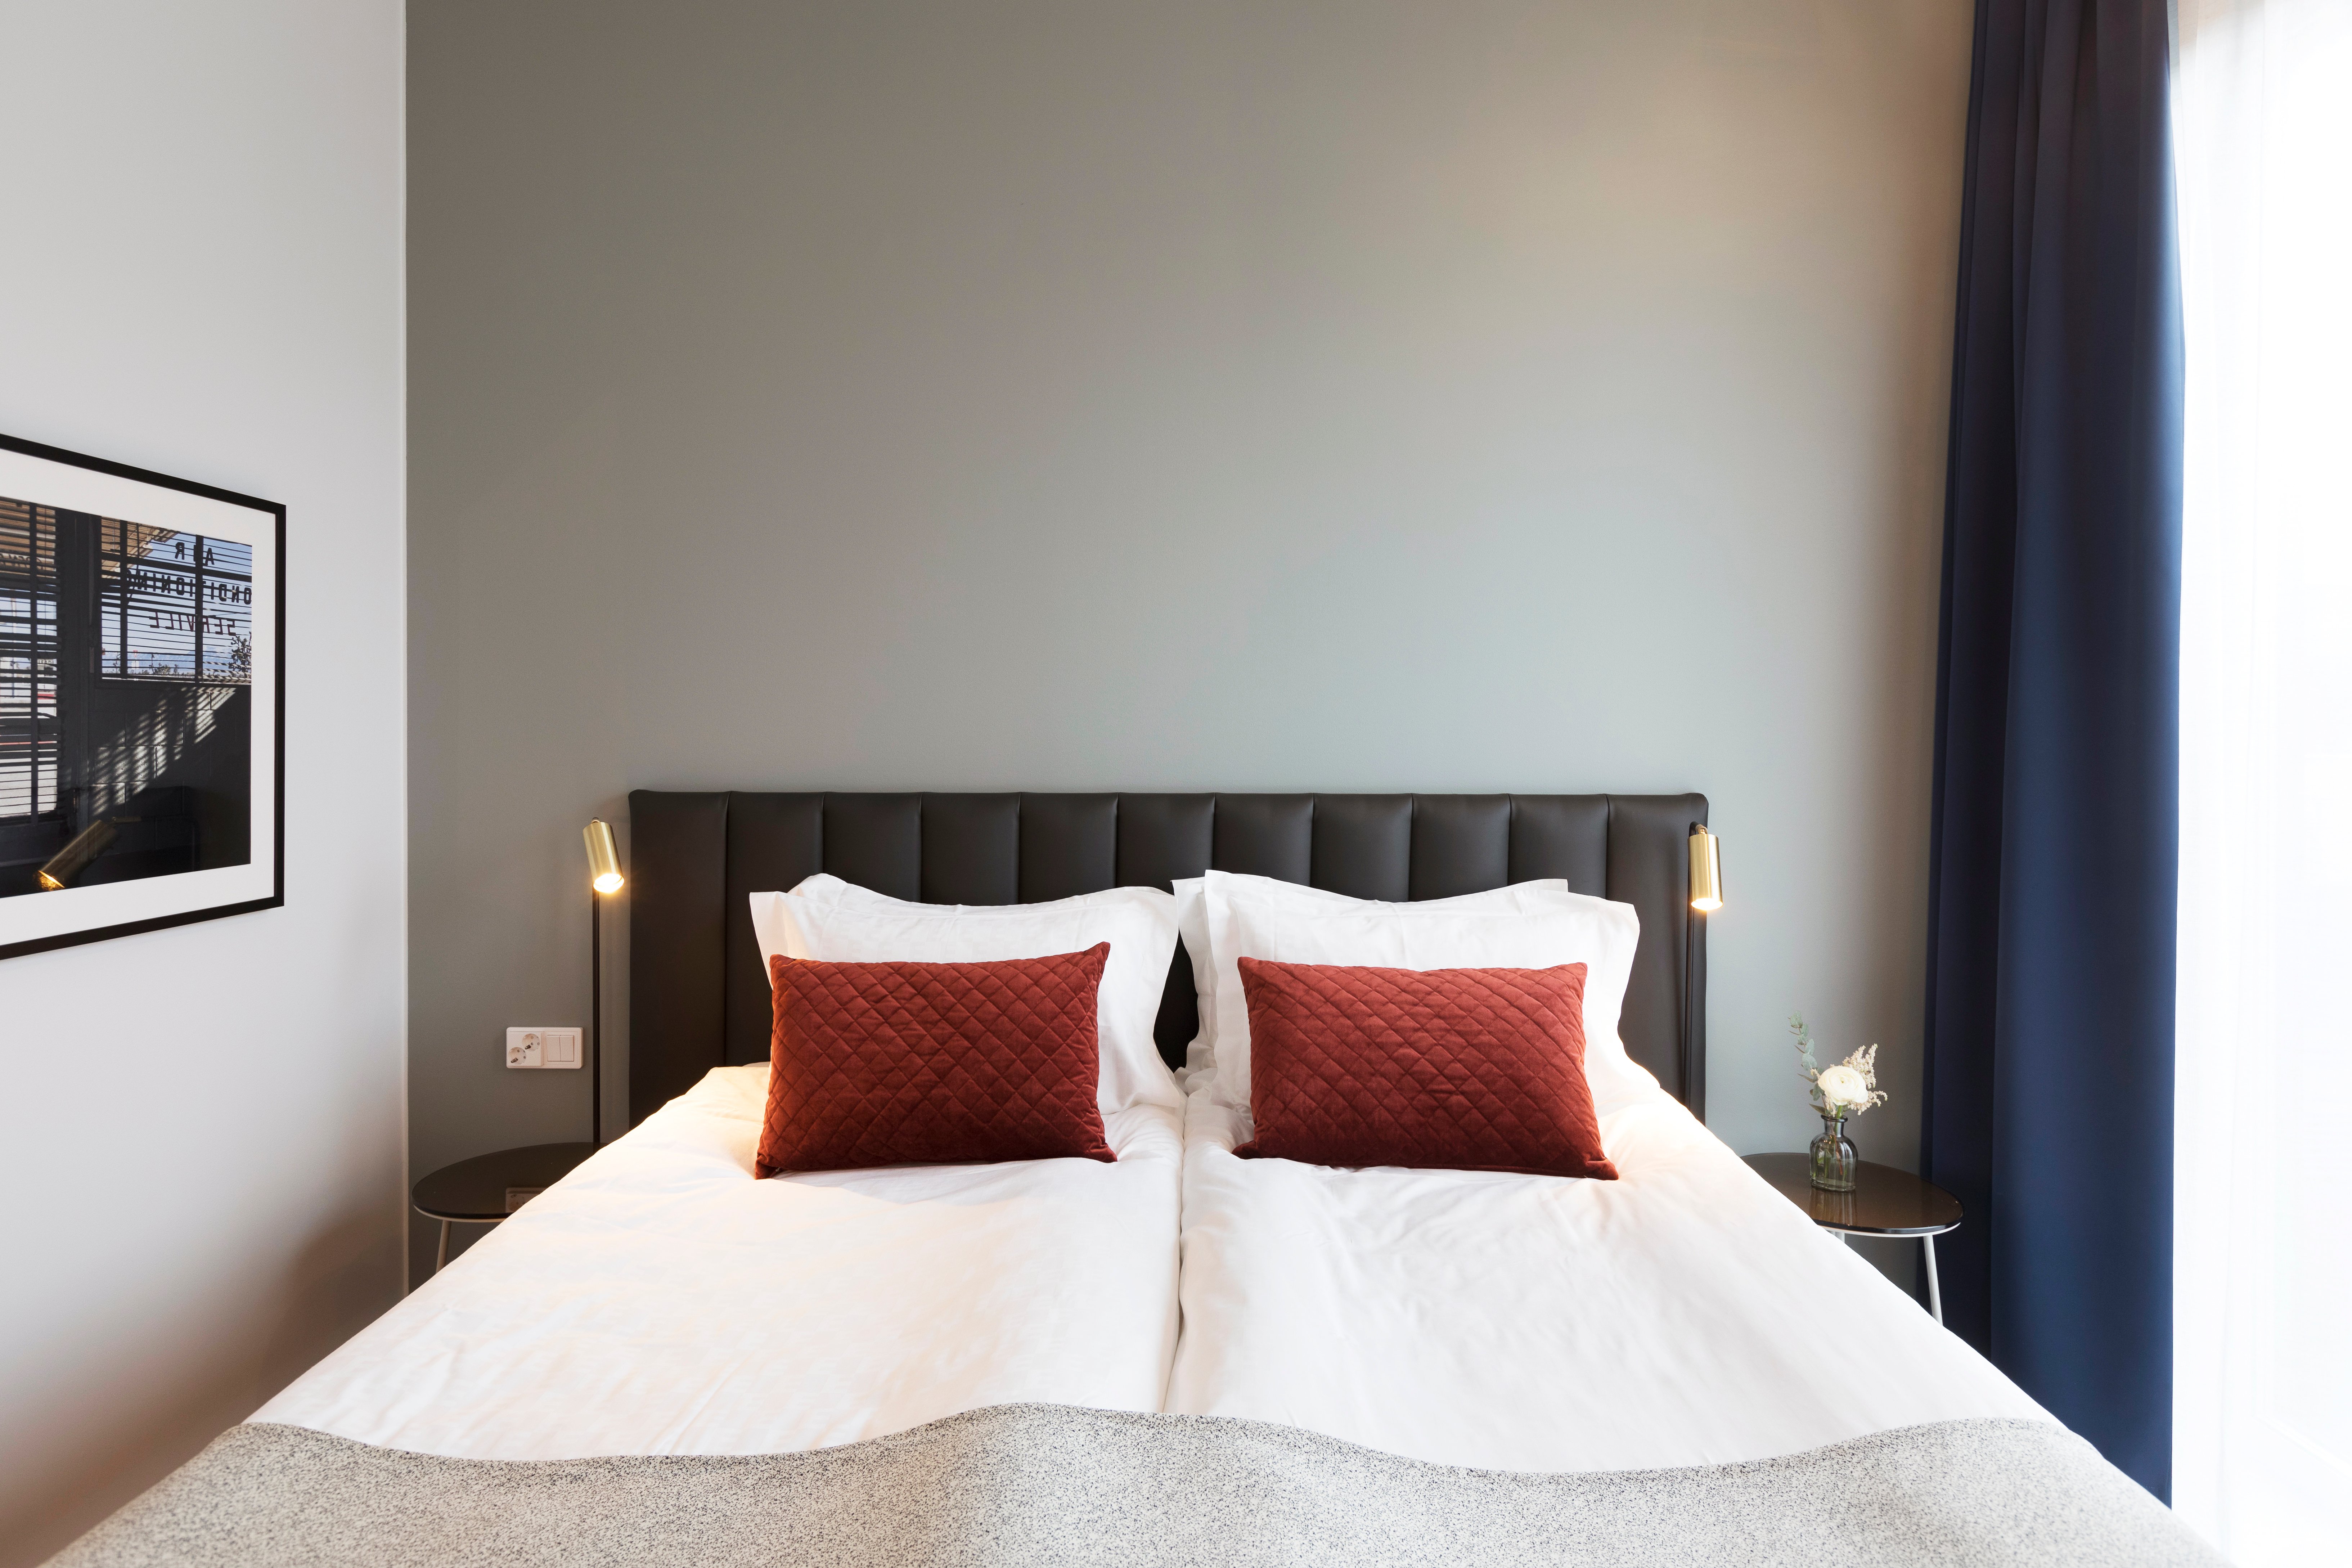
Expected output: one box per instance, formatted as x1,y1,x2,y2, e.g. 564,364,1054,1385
626,792,1710,1127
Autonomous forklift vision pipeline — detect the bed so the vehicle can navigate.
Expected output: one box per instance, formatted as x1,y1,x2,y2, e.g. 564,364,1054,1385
54,792,2216,1566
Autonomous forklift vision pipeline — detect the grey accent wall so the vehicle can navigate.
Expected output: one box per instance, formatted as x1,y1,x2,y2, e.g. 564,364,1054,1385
409,1,1970,1280
0,5,406,1562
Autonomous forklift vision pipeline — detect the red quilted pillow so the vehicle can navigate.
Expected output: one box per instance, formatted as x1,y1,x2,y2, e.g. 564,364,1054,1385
756,944,1117,1177
1233,957,1618,1180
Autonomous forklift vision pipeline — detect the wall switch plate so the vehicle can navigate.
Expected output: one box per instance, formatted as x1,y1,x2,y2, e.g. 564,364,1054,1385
506,1027,583,1069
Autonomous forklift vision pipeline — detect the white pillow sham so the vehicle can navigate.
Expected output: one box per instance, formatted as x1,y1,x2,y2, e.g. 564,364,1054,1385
1173,872,1572,1058
748,877,1183,1116
1196,870,1654,1122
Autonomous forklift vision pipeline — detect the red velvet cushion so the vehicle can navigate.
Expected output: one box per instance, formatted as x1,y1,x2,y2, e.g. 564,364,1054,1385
1233,957,1618,1179
756,943,1116,1177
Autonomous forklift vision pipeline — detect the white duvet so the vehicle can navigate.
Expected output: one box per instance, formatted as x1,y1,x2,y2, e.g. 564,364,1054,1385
1167,1082,2051,1472
261,1061,2050,1475
256,1065,1183,1459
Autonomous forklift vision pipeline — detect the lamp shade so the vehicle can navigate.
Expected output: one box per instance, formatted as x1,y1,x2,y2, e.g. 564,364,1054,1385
583,818,624,895
1688,825,1723,912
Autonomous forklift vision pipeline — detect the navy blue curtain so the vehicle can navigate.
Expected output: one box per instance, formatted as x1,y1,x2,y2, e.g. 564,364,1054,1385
1922,0,2181,1501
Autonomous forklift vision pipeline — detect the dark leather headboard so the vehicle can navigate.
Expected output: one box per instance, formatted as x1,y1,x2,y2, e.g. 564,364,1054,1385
628,792,1709,1126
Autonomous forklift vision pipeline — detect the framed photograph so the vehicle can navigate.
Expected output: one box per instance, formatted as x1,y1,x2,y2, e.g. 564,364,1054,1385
0,433,283,960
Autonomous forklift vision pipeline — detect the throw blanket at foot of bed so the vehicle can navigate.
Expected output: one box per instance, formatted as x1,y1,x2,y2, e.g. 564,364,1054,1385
53,1404,2218,1568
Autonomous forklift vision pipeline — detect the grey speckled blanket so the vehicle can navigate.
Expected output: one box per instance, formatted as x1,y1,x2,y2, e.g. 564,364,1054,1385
52,1404,2220,1568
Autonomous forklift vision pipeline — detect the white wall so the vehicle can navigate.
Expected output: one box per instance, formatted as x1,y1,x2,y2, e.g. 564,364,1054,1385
409,0,1969,1281
0,5,406,1562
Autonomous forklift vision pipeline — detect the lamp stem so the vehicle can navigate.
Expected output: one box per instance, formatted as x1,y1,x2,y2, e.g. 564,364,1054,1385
590,888,602,1148
1682,902,1699,1121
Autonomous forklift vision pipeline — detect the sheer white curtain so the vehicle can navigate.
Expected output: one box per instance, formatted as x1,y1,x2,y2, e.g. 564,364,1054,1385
2173,0,2352,1560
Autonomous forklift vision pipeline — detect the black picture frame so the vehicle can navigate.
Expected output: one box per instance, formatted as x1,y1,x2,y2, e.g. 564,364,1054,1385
0,431,285,960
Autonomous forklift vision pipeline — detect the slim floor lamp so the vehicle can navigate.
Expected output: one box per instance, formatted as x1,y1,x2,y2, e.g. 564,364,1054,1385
583,818,626,1146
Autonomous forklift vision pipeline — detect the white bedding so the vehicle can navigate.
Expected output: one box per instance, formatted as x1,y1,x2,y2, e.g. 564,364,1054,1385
1166,1083,2051,1472
260,1047,2047,1476
256,1065,1184,1459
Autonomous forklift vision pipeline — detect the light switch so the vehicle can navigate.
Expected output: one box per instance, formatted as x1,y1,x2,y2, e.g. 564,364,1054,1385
505,1027,581,1069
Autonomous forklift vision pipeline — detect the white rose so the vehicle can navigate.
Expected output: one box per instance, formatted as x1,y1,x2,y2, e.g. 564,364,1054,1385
1816,1064,1871,1111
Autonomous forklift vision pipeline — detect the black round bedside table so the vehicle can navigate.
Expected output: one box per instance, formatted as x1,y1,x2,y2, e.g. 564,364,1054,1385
413,1141,595,1276
1742,1153,1964,1325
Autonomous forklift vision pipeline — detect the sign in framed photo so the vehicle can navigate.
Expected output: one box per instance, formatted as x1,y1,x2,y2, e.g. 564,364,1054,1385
0,433,283,959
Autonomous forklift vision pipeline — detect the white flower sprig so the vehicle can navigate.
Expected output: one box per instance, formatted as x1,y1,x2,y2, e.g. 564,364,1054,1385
1788,1013,1888,1120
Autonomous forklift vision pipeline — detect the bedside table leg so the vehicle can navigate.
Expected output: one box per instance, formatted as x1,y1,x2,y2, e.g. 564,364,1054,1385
435,1219,450,1276
1924,1234,1942,1325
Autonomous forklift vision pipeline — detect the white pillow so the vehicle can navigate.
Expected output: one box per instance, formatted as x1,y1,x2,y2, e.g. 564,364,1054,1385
776,873,986,912
779,872,901,908
1198,870,1654,1122
1174,872,1571,1072
748,878,1183,1116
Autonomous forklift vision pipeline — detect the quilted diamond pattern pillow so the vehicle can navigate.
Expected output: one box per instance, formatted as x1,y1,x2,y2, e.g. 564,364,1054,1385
1232,957,1618,1180
757,943,1117,1177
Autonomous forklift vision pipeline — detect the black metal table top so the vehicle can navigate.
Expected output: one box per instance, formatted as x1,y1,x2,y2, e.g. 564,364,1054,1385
412,1141,595,1221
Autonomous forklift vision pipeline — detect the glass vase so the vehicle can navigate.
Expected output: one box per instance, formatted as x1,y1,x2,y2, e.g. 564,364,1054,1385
1809,1114,1858,1192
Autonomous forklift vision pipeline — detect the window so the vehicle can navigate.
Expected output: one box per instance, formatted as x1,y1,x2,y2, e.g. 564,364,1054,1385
2174,1,2352,1558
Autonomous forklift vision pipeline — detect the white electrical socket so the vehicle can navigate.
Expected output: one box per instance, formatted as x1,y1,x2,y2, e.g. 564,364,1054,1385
506,1027,582,1069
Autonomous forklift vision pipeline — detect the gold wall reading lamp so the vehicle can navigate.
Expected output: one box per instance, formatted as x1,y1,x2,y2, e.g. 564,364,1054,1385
1689,823,1723,912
